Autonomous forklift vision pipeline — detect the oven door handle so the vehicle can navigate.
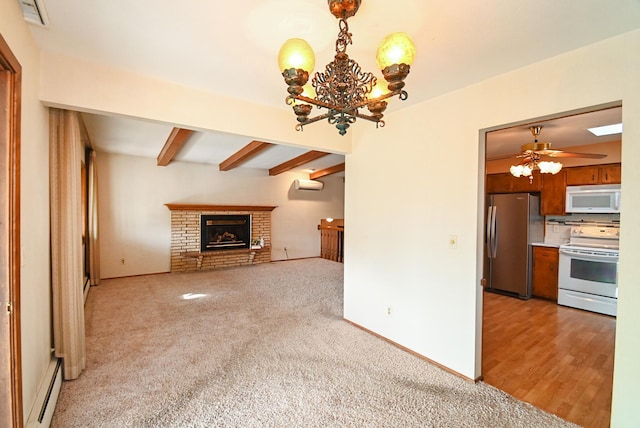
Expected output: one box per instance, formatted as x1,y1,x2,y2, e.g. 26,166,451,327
560,248,619,262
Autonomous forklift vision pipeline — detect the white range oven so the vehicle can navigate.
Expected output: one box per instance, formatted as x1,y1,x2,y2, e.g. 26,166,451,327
558,223,619,317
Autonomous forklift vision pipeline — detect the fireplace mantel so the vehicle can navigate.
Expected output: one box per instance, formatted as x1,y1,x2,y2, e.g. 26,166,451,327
165,204,277,212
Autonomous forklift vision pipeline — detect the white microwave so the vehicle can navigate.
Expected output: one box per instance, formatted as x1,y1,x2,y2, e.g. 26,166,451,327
566,184,621,213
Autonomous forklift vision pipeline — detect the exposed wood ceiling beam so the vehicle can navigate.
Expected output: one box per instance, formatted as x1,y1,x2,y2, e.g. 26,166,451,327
310,163,345,180
219,140,273,171
268,150,330,176
157,127,194,166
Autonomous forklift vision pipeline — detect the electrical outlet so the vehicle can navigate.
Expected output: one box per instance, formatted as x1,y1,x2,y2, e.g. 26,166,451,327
120,258,125,264
387,306,392,316
448,235,457,249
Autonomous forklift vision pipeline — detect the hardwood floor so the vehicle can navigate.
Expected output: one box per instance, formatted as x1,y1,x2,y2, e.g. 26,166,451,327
482,291,616,428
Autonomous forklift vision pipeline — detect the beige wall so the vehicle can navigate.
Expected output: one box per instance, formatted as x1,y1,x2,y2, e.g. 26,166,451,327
345,30,640,426
0,1,53,421
96,152,344,278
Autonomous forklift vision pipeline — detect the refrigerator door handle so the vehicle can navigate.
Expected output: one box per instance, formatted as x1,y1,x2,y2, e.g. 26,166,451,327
491,206,498,259
486,205,493,258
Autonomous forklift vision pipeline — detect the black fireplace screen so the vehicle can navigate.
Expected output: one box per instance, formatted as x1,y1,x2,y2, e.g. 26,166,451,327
200,214,251,252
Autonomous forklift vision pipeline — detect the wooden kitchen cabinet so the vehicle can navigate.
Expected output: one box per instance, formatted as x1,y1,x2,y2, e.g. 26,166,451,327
540,170,566,215
565,163,621,185
599,163,621,184
486,163,620,216
532,245,559,301
486,171,542,193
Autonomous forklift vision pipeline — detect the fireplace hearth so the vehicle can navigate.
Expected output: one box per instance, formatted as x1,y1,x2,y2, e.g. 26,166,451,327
200,214,251,252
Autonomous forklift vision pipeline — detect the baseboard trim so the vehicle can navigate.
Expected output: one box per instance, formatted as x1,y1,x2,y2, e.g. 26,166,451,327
271,256,322,263
26,357,62,428
343,318,475,383
100,271,171,280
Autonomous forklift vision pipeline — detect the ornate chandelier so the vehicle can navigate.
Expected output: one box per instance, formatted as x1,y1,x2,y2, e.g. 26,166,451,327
278,0,416,136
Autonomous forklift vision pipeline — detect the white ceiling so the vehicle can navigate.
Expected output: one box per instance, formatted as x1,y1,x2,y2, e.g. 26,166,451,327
80,113,345,172
24,0,640,172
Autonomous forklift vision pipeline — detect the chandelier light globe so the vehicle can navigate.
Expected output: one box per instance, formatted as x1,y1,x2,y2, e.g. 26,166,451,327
301,83,316,99
369,79,389,99
278,38,315,73
292,83,317,106
376,32,416,70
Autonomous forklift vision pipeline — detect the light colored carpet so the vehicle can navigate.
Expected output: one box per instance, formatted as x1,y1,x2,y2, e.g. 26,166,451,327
51,258,576,427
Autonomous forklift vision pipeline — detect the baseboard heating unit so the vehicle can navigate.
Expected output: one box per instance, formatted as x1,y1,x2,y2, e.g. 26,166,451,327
26,357,62,428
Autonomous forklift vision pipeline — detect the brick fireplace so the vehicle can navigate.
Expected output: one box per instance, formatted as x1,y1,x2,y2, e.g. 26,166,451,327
166,204,276,272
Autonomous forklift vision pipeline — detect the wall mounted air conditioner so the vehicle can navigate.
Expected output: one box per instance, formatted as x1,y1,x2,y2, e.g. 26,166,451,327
293,179,324,191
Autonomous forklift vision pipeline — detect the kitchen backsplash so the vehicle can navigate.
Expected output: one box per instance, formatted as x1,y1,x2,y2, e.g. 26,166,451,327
544,213,620,245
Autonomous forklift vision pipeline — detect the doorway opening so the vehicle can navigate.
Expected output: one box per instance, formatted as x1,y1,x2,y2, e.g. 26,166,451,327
0,33,23,428
480,103,621,428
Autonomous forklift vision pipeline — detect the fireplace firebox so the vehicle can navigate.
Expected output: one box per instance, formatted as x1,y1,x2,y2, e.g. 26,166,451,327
200,214,251,252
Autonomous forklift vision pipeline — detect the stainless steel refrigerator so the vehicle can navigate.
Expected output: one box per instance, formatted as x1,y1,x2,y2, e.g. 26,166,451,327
485,193,543,299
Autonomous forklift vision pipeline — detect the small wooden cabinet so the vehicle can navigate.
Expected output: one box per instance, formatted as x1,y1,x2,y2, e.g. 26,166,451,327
599,164,622,184
532,245,559,301
486,171,542,193
565,163,621,185
540,170,566,215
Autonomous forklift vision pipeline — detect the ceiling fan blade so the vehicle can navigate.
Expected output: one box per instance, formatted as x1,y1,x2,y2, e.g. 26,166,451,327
486,152,531,161
544,151,608,159
487,153,518,161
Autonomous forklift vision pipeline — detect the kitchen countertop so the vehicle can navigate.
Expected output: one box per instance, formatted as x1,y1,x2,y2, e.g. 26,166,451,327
532,242,562,248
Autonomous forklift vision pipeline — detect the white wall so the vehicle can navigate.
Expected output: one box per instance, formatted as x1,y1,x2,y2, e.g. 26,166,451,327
345,29,640,426
97,152,344,278
0,2,53,421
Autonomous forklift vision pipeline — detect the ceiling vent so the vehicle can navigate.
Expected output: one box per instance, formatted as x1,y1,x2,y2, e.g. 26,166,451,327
17,0,49,27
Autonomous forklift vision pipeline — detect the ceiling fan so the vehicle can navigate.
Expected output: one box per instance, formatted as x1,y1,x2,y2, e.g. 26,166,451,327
521,125,607,159
491,125,608,181
492,125,608,162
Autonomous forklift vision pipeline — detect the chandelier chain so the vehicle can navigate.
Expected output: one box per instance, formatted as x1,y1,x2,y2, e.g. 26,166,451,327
336,18,352,53
312,17,375,116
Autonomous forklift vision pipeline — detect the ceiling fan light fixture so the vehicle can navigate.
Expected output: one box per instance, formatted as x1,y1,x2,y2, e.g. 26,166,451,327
510,164,532,178
509,124,565,181
510,158,562,181
538,161,563,175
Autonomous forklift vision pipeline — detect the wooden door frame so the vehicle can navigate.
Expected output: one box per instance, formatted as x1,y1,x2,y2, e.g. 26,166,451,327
0,33,23,428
